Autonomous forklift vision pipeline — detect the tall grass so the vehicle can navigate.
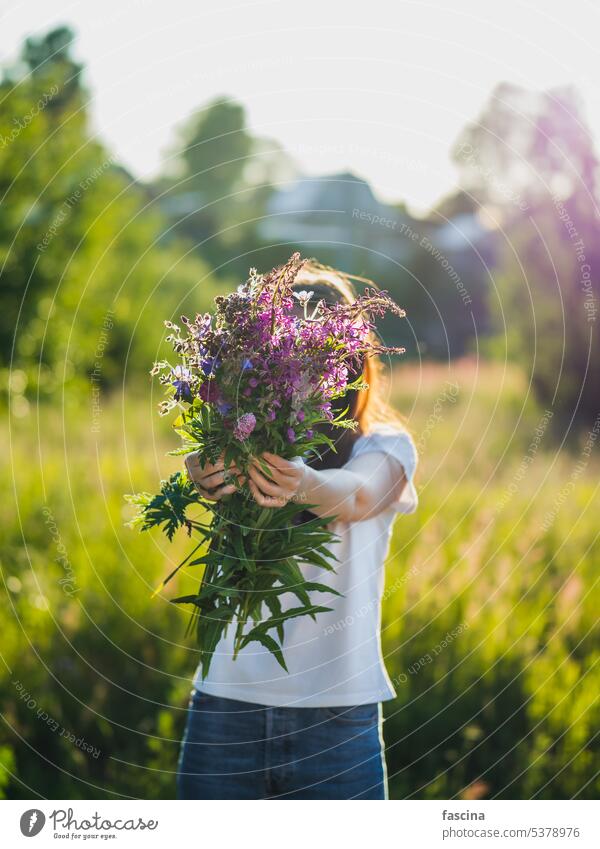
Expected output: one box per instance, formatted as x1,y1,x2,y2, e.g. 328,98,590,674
382,359,600,799
0,359,598,798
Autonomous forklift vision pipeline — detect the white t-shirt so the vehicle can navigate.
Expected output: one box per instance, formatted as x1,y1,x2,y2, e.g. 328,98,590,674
194,426,418,707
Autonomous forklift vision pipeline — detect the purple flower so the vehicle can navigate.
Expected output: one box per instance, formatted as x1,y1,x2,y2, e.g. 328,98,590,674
233,413,257,441
198,380,215,402
163,254,406,468
216,400,232,415
200,356,220,376
171,366,193,402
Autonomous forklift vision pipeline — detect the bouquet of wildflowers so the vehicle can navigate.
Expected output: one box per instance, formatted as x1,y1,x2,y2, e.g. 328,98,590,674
127,253,406,678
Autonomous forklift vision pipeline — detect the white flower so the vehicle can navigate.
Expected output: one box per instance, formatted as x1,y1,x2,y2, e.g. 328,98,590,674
293,290,314,305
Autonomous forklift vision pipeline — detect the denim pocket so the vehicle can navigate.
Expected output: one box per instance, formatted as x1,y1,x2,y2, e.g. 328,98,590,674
324,703,379,726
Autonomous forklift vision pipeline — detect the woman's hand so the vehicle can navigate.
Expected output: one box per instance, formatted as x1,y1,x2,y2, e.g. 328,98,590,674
248,451,306,508
185,451,243,501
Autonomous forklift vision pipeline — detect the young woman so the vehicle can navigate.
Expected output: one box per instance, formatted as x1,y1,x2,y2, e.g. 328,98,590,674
177,262,418,800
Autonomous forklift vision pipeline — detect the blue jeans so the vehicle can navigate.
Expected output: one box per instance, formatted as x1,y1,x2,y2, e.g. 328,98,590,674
177,689,387,799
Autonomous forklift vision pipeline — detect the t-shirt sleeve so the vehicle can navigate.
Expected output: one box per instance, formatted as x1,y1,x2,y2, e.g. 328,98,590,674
349,427,419,515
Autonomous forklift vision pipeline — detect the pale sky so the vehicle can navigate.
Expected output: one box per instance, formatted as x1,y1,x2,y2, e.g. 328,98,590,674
1,0,599,214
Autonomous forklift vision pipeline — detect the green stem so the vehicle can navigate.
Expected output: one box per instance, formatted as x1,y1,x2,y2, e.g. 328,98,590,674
232,590,250,660
154,537,206,596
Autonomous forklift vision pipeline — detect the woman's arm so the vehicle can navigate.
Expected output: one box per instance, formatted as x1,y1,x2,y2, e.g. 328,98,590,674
248,451,408,522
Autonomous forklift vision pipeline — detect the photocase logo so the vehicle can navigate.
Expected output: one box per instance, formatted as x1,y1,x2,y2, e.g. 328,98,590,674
20,809,46,836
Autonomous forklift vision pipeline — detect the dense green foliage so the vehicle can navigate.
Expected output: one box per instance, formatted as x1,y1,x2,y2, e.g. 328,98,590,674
0,27,220,400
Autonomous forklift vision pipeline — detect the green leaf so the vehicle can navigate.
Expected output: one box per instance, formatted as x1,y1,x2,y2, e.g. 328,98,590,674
302,550,338,571
302,581,342,597
240,630,288,672
125,472,200,540
264,594,284,643
198,605,235,679
262,605,332,633
231,529,254,573
170,594,202,605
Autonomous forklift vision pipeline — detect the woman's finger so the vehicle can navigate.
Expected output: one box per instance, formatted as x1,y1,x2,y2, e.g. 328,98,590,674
198,468,239,489
186,460,219,488
248,465,288,498
190,481,218,501
186,451,223,469
185,453,200,474
251,457,283,484
192,478,239,501
210,483,237,499
248,478,285,508
187,452,240,472
187,454,241,482
186,456,221,485
261,452,303,477
253,458,301,488
248,464,290,499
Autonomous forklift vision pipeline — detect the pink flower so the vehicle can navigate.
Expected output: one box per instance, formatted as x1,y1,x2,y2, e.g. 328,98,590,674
287,427,296,442
296,410,305,422
233,413,257,441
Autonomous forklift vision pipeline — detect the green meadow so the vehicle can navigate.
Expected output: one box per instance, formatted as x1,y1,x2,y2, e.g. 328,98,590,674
1,359,598,799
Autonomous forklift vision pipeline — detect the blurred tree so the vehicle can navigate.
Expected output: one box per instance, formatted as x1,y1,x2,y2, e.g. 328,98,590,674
175,97,253,206
19,25,84,108
0,27,217,398
453,83,600,431
452,82,599,207
433,189,480,219
155,96,297,277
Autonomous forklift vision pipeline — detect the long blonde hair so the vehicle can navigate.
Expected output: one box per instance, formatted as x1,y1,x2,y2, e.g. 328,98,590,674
293,259,407,437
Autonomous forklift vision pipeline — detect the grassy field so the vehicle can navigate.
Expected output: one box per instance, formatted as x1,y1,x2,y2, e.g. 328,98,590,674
382,359,599,799
1,359,598,799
